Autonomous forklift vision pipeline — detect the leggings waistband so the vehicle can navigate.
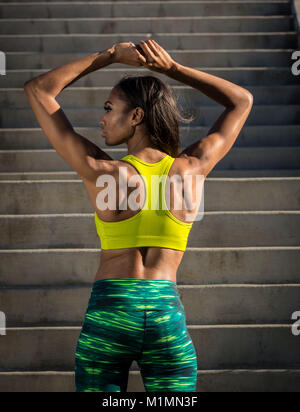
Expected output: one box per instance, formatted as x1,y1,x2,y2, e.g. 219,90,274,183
87,278,184,311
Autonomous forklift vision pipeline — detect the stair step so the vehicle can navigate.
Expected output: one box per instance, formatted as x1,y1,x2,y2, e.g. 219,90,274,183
1,169,300,179
3,86,300,106
0,0,289,2
1,369,300,392
0,16,294,35
0,0,299,394
2,67,299,88
5,50,294,69
1,105,300,127
0,0,290,2
0,212,299,248
0,2,292,19
0,146,299,172
1,32,297,52
1,247,299,286
1,125,300,149
0,178,299,213
0,325,298,370
1,284,300,325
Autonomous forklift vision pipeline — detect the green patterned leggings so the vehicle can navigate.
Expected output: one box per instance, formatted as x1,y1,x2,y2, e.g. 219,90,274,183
75,278,198,392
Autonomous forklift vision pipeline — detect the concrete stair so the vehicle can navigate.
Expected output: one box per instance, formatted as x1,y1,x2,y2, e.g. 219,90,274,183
0,0,300,392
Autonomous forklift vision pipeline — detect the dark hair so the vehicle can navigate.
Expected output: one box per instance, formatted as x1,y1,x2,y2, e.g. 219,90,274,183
113,74,195,157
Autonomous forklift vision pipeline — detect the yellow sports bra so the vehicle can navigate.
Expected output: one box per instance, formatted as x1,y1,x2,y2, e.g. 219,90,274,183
94,154,193,251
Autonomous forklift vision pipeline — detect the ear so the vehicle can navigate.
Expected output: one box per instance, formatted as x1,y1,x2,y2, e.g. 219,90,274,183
133,106,145,124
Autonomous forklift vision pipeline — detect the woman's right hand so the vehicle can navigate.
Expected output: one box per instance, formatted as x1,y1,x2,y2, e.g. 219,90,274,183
133,40,177,74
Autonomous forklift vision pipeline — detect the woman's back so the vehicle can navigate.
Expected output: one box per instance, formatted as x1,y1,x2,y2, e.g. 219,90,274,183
82,153,204,283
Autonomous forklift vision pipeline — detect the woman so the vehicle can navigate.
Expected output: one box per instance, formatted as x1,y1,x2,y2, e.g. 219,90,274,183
24,40,253,392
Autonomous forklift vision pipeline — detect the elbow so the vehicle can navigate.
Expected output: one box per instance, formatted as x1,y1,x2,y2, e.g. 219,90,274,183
24,80,35,93
231,91,253,112
245,91,254,107
240,90,254,109
24,78,41,93
227,90,253,111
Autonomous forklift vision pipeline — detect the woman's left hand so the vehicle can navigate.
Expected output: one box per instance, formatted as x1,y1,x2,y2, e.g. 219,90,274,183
111,42,145,66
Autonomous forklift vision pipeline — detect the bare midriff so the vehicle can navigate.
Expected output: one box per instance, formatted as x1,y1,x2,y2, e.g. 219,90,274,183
94,246,184,283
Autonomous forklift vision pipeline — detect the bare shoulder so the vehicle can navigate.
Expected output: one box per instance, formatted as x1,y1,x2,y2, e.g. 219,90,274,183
87,155,205,179
81,158,118,188
87,157,118,174
175,153,207,178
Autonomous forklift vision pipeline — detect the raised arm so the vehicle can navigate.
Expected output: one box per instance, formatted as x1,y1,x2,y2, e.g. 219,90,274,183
23,42,143,181
164,62,253,177
134,40,253,177
24,48,116,181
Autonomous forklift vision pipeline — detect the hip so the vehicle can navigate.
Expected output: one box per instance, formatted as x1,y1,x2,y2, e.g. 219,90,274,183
86,277,184,312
